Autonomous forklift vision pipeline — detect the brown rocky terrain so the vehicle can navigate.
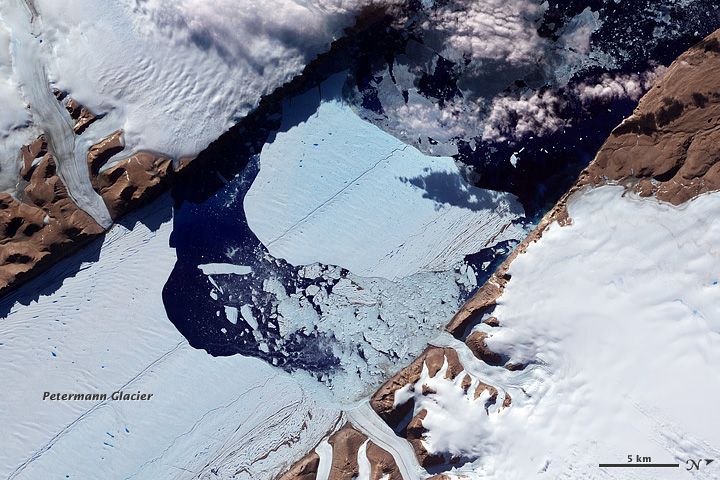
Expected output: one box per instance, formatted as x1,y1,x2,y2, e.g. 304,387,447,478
449,28,720,339
445,196,570,338
581,31,720,204
53,90,99,135
279,423,401,480
87,133,180,220
65,98,98,134
0,96,184,297
370,347,504,469
278,451,320,480
0,138,105,293
64,98,185,222
371,347,463,428
1,9,407,301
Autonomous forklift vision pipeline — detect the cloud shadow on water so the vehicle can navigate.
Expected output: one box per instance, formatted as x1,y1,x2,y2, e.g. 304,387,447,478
400,169,520,213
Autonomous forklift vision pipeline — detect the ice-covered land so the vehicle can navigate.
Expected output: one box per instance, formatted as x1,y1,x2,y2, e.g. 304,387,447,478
0,11,35,192
21,0,388,160
0,1,113,226
407,186,720,479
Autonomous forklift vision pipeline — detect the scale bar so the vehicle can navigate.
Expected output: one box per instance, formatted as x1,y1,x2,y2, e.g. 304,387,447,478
599,463,679,468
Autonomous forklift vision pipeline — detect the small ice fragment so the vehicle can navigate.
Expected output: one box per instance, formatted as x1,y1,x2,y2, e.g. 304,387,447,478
198,263,252,275
224,305,239,325
240,305,258,330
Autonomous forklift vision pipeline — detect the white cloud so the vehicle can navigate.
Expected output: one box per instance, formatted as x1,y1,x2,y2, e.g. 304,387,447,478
130,0,396,67
482,90,566,142
574,66,667,104
380,93,483,146
426,0,545,66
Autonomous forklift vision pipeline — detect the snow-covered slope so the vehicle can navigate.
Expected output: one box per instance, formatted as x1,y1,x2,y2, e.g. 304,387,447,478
155,71,528,404
0,0,396,221
1,0,112,226
0,197,339,479
25,0,391,163
0,12,35,192
408,186,720,478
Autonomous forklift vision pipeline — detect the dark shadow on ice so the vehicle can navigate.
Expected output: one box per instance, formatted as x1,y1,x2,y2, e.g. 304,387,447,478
116,193,173,232
0,235,103,318
400,169,521,213
0,195,173,318
160,0,720,380
169,16,408,208
160,16,415,372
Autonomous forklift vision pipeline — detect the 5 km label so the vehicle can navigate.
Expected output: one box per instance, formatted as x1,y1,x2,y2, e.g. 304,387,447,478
599,456,715,472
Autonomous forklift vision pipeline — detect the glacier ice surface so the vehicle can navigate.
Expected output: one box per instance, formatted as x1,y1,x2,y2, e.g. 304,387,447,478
245,73,524,281
0,197,339,479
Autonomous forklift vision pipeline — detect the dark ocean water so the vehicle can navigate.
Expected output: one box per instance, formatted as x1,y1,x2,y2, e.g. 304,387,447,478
163,0,720,371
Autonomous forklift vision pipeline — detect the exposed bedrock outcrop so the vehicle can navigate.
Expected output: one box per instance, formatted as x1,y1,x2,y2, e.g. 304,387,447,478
87,129,124,176
357,25,720,479
1,9,406,300
445,205,564,339
371,347,504,469
0,96,182,297
53,90,99,135
371,347,465,428
582,30,720,204
449,28,720,338
0,136,105,293
277,451,320,480
465,331,505,367
279,423,401,480
70,99,183,221
86,130,180,220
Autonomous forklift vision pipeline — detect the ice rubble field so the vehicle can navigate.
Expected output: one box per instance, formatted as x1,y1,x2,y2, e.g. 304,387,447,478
0,198,339,480
245,74,524,280
419,186,720,479
1,168,719,479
